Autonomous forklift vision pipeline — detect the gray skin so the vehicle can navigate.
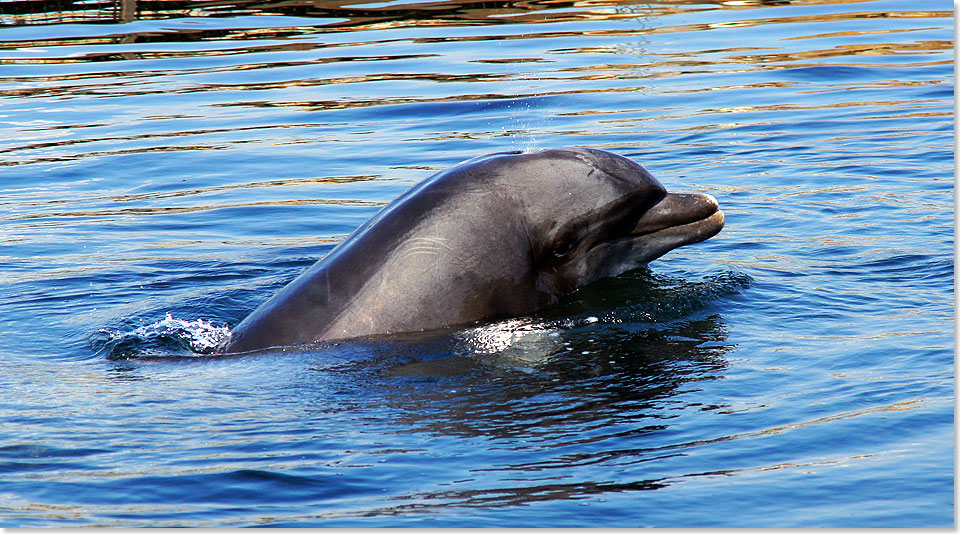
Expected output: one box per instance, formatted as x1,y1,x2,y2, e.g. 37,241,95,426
223,148,724,353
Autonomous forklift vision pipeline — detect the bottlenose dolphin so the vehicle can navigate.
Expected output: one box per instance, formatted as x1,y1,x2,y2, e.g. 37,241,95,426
223,148,724,353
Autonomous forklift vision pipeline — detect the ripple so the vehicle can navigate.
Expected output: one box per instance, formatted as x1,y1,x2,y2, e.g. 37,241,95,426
0,0,953,527
94,312,231,359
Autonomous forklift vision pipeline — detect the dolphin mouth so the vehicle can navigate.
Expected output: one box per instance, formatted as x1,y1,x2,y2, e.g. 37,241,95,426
586,192,724,263
628,192,724,244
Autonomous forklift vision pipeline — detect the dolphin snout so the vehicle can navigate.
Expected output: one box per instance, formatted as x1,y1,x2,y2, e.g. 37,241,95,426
633,192,721,234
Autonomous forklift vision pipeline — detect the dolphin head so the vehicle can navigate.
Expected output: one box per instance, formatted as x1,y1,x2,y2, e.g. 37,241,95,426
490,148,725,296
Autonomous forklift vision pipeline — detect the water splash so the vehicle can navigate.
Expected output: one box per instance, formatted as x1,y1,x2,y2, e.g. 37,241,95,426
507,95,549,154
95,313,232,360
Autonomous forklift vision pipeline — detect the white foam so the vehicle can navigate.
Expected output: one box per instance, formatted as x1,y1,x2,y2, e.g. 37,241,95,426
135,312,232,354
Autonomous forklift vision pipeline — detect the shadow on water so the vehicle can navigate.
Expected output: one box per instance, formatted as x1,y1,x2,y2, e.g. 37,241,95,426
313,272,737,415
376,313,734,432
346,267,747,418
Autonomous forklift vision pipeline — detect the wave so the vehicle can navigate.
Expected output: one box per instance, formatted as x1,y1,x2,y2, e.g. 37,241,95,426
93,312,231,360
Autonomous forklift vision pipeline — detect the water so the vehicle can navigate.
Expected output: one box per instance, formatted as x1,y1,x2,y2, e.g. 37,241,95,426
0,0,954,526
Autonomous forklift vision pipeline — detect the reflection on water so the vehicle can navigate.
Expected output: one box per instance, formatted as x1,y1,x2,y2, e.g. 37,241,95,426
382,313,733,435
3,0,676,27
0,0,953,526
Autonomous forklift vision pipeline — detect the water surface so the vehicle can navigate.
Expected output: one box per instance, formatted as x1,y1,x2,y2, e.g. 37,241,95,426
0,0,954,526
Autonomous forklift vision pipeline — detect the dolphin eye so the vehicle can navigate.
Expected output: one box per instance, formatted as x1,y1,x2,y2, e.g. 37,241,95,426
554,240,575,258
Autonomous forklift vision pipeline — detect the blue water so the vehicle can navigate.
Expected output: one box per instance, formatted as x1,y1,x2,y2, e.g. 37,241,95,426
0,0,954,526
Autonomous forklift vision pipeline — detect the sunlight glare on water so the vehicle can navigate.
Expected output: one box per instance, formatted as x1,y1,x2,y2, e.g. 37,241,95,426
0,0,953,526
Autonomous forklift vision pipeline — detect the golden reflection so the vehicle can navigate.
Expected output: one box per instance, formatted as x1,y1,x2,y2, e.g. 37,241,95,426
1,119,402,167
0,5,951,89
726,39,953,64
2,0,661,27
559,39,950,75
580,96,947,132
3,183,384,228
181,73,944,117
6,196,384,223
1,233,348,284
470,57,554,64
784,26,944,41
140,235,346,249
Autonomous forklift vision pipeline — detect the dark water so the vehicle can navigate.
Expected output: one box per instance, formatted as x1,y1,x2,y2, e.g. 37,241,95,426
0,0,954,526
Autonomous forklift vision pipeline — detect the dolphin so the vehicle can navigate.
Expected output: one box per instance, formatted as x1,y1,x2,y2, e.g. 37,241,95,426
223,148,724,353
